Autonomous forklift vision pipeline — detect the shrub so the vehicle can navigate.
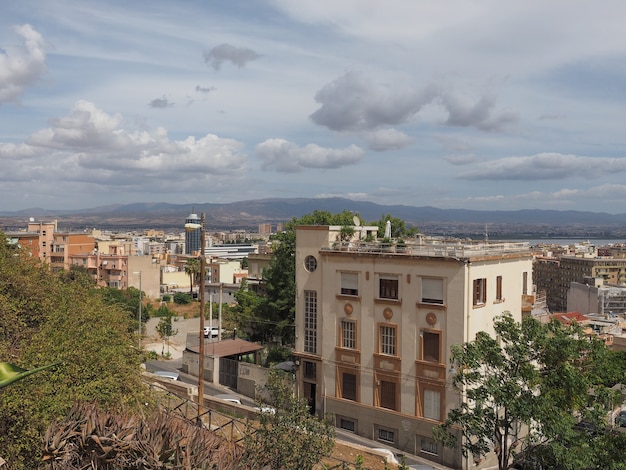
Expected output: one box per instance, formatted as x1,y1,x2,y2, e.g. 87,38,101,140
173,292,191,305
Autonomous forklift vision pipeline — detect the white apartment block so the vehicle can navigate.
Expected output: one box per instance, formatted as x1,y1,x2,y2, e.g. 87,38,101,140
293,225,534,469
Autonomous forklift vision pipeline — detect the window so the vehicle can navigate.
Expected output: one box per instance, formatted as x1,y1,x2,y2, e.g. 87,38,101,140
420,438,439,455
340,272,358,296
304,255,317,272
303,360,317,379
339,417,356,432
304,290,317,354
340,319,356,349
473,278,486,306
523,271,528,295
379,276,399,300
342,372,357,401
422,331,440,363
423,389,441,420
496,275,503,301
380,380,397,410
378,427,395,443
421,278,444,304
379,325,396,356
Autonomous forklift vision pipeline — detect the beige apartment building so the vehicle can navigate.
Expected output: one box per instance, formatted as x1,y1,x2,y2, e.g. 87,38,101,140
293,225,534,469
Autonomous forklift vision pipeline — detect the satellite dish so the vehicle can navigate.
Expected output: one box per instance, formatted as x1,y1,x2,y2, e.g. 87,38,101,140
29,217,35,222
353,215,360,226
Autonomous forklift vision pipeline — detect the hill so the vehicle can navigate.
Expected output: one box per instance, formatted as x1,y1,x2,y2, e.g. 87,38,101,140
2,197,626,239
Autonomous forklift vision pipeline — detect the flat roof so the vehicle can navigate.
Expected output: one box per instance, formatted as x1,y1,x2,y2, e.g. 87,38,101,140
186,337,263,358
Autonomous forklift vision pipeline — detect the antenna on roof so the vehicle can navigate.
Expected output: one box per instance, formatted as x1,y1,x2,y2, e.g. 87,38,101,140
353,215,360,226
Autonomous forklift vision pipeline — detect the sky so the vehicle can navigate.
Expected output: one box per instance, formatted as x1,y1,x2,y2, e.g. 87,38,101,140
2,1,626,214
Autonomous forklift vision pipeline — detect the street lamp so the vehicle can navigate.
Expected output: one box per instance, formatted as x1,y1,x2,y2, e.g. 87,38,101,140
185,213,206,422
133,271,142,350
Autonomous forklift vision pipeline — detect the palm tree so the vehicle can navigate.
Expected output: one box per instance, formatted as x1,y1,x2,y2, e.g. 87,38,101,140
184,257,200,297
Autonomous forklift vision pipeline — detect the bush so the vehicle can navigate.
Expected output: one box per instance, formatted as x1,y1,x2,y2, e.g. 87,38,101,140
162,294,171,302
173,292,191,305
266,347,292,366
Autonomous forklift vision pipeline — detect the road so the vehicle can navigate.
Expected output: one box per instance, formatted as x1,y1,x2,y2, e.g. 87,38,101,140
143,356,255,407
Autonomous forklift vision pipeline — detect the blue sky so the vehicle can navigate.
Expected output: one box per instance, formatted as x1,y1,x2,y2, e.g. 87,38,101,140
2,0,626,213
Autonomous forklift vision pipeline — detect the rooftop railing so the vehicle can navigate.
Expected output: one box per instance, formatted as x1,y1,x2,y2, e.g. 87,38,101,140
321,239,532,258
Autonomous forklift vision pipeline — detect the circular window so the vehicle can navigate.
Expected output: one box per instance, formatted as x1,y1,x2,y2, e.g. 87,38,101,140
304,255,317,272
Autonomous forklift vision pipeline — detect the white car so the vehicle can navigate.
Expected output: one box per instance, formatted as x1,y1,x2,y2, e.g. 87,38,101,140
203,327,219,338
153,370,179,380
214,394,242,405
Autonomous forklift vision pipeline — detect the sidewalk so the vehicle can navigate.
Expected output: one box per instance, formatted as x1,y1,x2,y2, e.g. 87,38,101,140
142,316,200,359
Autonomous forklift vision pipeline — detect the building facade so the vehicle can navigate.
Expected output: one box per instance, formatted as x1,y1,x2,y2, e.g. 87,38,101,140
293,226,534,469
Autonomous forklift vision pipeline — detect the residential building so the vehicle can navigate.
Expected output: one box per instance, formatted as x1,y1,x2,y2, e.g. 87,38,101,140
568,279,626,317
293,226,534,469
258,223,272,235
49,232,96,272
546,256,626,312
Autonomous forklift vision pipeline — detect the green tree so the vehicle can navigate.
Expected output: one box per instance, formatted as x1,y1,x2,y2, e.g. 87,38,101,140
185,257,200,297
155,308,178,356
434,312,617,470
372,213,418,239
101,286,148,328
242,369,335,469
254,210,361,345
0,231,151,469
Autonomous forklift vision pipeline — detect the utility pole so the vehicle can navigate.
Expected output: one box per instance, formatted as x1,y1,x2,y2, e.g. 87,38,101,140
198,213,206,421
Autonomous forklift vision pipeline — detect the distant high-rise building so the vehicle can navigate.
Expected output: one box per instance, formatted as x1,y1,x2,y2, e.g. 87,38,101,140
258,223,272,235
185,213,201,255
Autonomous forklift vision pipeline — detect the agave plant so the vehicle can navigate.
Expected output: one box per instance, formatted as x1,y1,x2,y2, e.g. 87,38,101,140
0,361,59,388
42,402,245,469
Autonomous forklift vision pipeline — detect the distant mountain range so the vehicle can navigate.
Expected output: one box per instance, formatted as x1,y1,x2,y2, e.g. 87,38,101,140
2,198,626,239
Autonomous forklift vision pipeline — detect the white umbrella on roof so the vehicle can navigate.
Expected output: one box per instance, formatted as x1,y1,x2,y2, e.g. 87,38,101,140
384,220,391,239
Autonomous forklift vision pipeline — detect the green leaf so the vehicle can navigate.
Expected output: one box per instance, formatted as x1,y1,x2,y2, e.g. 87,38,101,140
0,361,59,388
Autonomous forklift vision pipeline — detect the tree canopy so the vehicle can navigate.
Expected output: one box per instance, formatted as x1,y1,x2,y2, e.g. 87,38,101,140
231,210,370,344
434,312,626,470
0,232,151,469
242,369,335,469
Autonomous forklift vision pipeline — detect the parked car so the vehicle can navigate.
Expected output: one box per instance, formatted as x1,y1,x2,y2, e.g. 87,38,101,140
214,394,242,405
616,410,626,427
203,327,218,338
153,370,179,381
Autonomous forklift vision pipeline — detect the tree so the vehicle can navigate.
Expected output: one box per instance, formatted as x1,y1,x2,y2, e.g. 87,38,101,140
434,312,617,470
249,210,361,345
100,286,148,329
155,308,178,356
372,213,418,239
242,369,335,469
185,257,200,297
0,230,151,469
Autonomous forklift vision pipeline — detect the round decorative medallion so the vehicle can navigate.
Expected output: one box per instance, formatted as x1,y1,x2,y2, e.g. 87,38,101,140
344,303,353,315
426,312,437,325
383,307,393,320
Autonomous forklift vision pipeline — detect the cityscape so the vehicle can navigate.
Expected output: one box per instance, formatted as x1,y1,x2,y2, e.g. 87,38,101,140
3,1,626,468
4,205,626,468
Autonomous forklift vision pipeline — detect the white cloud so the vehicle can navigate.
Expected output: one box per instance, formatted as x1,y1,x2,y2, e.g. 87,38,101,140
310,71,517,136
362,128,414,151
149,96,174,108
445,154,478,166
256,138,364,172
1,100,247,185
203,43,261,70
0,24,47,103
457,153,626,181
